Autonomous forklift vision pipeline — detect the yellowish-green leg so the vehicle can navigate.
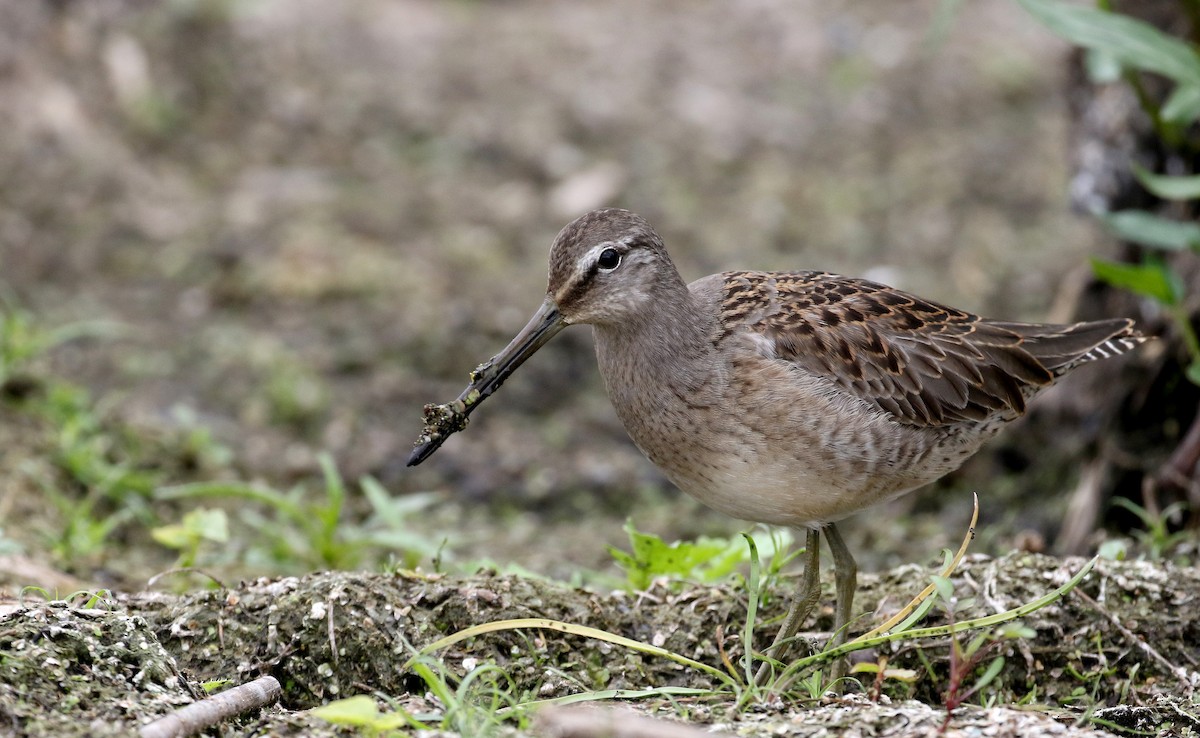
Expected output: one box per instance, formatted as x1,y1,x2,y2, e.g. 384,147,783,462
823,522,858,682
755,527,821,685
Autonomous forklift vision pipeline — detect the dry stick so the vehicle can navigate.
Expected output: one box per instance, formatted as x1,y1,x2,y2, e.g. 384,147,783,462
1153,409,1200,513
1057,458,1108,556
327,600,338,668
536,704,737,738
1071,587,1193,691
139,676,282,738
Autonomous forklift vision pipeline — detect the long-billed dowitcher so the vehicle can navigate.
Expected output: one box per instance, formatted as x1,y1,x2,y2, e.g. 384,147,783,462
407,208,1147,670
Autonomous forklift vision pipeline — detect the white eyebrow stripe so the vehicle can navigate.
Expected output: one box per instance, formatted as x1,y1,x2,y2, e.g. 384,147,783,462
577,242,617,272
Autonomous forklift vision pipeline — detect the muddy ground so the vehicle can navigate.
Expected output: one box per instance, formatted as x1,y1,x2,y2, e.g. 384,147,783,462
5,554,1200,736
0,0,1196,736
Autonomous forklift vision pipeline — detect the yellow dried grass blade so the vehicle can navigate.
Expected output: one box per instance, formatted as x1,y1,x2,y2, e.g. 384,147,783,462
846,492,980,645
404,617,734,686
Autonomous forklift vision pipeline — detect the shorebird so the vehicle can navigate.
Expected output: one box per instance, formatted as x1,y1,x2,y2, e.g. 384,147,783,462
407,208,1146,674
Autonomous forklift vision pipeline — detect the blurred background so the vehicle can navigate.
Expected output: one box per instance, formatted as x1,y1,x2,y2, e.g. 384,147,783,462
0,0,1161,588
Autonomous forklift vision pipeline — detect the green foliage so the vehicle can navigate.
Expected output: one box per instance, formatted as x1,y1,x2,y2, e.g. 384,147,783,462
850,658,920,698
1098,210,1200,252
46,384,159,501
155,454,443,573
1097,538,1129,561
929,578,1038,723
151,507,229,568
0,309,45,388
201,679,234,694
15,587,117,609
1162,83,1200,125
406,544,1091,717
312,658,533,736
18,381,159,565
18,363,441,578
1,305,445,580
3,337,239,574
1088,257,1180,305
0,305,121,389
35,472,134,566
166,403,233,471
1111,497,1191,560
608,520,792,591
1018,0,1200,86
1020,0,1200,383
1133,163,1200,200
310,695,413,737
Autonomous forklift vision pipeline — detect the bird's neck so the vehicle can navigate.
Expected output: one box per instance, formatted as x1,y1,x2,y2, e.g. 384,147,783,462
591,284,720,412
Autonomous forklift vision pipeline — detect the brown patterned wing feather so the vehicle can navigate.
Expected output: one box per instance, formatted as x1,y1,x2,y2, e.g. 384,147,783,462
718,271,1142,428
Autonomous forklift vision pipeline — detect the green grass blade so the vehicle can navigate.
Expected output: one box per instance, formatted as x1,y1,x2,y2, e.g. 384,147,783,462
790,557,1097,672
742,532,761,685
1133,163,1200,200
1018,0,1200,86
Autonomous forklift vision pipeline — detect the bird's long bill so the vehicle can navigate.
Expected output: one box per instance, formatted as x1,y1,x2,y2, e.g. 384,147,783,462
406,297,566,467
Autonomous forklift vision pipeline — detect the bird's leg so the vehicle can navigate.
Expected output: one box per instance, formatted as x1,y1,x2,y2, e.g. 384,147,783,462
823,522,858,683
754,527,821,685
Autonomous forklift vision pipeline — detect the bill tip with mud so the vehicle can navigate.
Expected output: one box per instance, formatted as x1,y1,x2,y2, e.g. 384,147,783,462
407,402,467,466
407,378,492,467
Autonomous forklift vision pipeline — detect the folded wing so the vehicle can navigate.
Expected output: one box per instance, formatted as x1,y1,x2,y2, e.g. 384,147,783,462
718,271,1143,427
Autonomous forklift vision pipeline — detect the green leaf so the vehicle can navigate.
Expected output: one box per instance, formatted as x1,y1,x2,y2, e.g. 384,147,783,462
1100,210,1200,251
608,521,789,590
150,523,192,550
851,661,883,675
974,655,1007,692
930,575,955,602
151,508,228,551
1097,539,1128,561
1090,257,1180,306
187,508,229,543
997,623,1037,640
310,695,406,729
966,630,991,657
1083,48,1122,84
1132,163,1200,200
1186,359,1200,386
1162,84,1200,125
1018,0,1200,87
310,695,379,726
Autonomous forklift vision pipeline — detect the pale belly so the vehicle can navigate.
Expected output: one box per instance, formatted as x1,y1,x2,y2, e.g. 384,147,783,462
618,383,1006,529
647,424,994,528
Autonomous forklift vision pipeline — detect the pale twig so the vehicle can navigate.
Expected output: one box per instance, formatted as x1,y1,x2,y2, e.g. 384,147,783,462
1072,587,1194,692
327,599,338,668
139,676,282,738
535,704,736,738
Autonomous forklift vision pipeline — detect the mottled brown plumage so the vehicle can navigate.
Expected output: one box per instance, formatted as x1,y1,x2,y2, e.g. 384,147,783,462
717,269,1140,426
408,207,1147,674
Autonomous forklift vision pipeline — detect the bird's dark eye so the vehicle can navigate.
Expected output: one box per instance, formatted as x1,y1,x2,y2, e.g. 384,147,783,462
597,248,621,270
